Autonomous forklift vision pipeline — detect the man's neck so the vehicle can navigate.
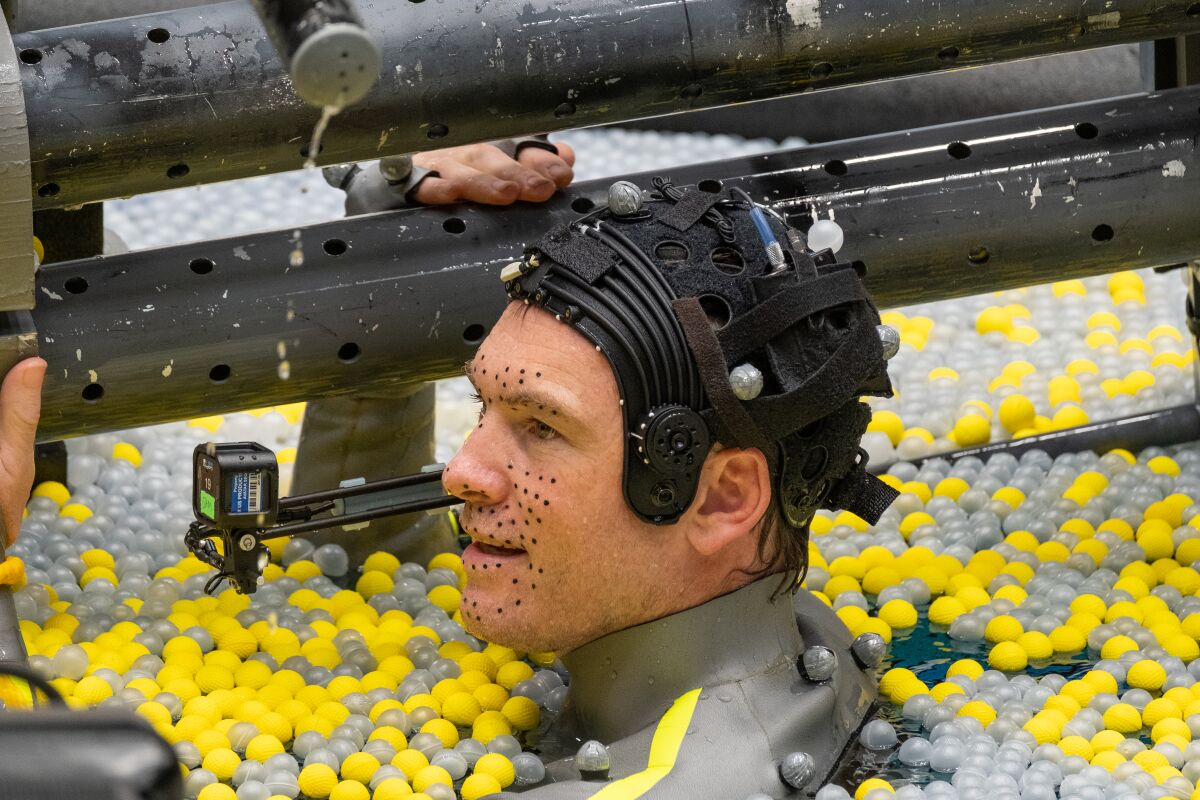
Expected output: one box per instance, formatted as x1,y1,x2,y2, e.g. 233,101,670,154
558,575,803,743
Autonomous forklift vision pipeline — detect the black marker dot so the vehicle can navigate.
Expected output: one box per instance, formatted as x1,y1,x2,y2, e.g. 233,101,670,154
531,538,538,545
538,568,544,574
512,578,518,584
515,600,522,606
550,478,556,484
535,372,542,377
543,500,550,506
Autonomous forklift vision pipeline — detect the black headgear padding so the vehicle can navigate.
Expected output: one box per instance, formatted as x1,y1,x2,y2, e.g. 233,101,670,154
659,190,722,232
535,224,616,284
715,270,866,364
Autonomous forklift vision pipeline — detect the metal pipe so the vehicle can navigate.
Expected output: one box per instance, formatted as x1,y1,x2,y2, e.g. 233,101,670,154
29,86,1200,442
17,0,1200,210
890,404,1200,471
246,0,380,108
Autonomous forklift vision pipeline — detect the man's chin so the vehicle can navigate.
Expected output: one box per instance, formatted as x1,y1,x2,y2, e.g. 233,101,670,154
460,601,559,653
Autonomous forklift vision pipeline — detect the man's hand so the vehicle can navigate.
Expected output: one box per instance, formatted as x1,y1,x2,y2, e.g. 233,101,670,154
0,358,45,546
412,141,576,206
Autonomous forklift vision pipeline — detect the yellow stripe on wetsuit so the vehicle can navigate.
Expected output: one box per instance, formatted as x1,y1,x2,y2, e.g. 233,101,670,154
589,688,702,799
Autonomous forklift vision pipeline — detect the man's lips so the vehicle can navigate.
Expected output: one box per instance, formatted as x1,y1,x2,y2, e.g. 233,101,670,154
463,540,528,567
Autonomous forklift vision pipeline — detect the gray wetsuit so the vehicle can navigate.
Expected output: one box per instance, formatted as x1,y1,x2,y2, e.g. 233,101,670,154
491,576,878,799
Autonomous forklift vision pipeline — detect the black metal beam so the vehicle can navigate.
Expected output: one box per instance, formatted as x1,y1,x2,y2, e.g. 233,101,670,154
894,405,1200,470
29,86,1200,442
16,0,1200,211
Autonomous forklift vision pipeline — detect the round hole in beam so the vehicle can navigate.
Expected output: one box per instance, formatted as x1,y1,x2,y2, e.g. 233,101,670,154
190,257,214,274
1074,122,1099,139
19,49,42,65
442,218,466,235
166,163,190,179
937,45,959,63
81,383,104,403
337,342,361,363
810,62,833,78
323,238,347,256
147,28,171,43
209,364,231,383
571,197,595,213
462,324,486,344
554,102,576,118
697,179,723,194
947,141,972,159
1092,224,1114,242
1188,2,1200,16
426,123,449,140
64,276,88,294
967,246,990,265
37,182,60,198
823,159,847,176
300,142,323,159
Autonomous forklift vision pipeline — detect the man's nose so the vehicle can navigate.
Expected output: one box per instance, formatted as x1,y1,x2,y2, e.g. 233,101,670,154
443,425,509,504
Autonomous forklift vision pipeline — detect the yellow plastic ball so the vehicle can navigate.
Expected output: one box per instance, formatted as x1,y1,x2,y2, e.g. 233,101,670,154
1127,659,1167,691
877,599,918,629
501,695,540,731
411,765,453,793
201,747,241,782
197,785,237,800
855,778,894,800
867,410,905,446
984,615,1024,643
998,395,1036,434
460,773,503,800
330,782,370,800
372,778,414,800
988,641,1028,672
340,753,381,785
299,764,340,799
473,753,516,788
1102,703,1142,734
952,415,990,447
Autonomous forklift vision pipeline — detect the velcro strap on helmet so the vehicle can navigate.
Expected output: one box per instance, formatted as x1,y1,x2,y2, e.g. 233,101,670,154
658,189,722,232
716,270,866,363
825,468,900,525
533,225,617,284
672,296,774,464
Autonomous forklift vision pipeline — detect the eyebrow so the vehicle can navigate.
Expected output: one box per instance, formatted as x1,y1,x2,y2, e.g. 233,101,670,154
462,359,586,433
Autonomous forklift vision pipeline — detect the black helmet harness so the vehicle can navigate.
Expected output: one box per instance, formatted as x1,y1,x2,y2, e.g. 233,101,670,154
503,177,899,532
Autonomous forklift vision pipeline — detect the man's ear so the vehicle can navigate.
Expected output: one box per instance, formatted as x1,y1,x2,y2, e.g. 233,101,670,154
685,447,772,557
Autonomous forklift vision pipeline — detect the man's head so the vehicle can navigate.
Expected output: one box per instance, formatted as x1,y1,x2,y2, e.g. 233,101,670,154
444,177,897,653
445,303,775,653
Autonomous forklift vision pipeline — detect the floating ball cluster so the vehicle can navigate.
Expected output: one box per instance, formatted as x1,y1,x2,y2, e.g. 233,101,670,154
805,443,1200,800
864,269,1193,463
6,408,567,800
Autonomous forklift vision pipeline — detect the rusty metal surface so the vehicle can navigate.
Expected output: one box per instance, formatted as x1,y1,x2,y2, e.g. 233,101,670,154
29,86,1200,441
17,0,1200,210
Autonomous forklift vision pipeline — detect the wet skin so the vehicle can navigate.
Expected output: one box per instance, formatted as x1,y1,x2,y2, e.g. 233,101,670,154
442,303,774,654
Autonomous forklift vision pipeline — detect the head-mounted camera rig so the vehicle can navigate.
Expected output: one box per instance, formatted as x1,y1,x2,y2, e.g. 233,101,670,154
504,178,899,529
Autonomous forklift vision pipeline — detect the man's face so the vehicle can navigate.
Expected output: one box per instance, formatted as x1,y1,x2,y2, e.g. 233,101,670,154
443,303,681,653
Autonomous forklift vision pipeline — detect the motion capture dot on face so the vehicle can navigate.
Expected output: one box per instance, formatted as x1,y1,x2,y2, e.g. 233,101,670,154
442,302,686,653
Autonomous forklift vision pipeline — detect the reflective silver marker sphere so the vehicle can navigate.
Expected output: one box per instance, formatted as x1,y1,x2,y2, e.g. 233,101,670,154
729,363,764,401
779,751,817,789
878,324,901,360
801,646,838,682
851,632,887,668
608,181,645,216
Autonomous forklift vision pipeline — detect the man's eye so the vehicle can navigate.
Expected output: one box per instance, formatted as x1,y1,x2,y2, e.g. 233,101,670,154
532,420,558,441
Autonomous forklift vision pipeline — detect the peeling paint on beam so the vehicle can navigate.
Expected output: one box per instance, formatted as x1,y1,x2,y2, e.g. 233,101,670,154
17,0,1200,210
